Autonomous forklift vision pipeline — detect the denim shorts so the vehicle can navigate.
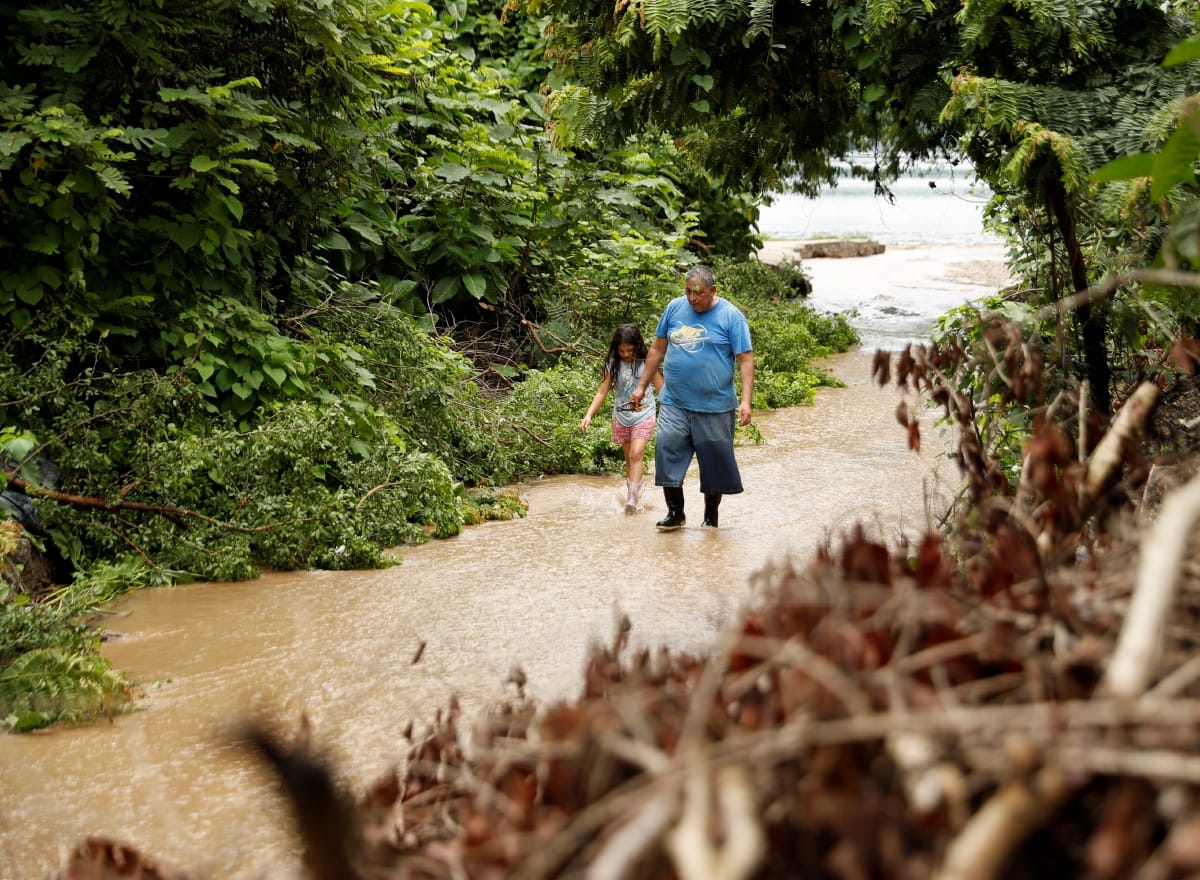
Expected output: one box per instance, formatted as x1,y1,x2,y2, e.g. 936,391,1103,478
653,404,743,494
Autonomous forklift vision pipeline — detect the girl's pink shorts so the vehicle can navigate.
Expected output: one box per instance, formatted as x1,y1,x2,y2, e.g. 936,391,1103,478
611,415,656,444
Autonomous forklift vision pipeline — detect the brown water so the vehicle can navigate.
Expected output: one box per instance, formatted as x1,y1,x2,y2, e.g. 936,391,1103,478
1,238,1014,878
0,347,963,880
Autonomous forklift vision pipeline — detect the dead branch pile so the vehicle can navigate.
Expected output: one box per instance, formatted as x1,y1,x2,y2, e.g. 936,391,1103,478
59,327,1200,880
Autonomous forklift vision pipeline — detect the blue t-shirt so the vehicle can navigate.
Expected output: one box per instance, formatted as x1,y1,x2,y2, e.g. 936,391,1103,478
655,296,752,412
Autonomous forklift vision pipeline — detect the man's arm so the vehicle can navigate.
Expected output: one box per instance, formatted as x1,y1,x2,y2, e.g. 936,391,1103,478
736,350,755,426
631,337,667,403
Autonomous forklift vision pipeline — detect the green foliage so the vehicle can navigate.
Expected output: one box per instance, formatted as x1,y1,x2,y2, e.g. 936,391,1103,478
0,0,433,423
529,0,861,192
1092,87,1200,271
750,368,825,410
931,296,1049,480
33,395,464,579
0,647,130,732
529,233,681,346
0,558,156,732
526,0,1200,416
460,486,528,525
500,360,628,475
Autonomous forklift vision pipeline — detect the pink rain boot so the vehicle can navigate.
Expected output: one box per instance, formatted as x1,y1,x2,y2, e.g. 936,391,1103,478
625,480,643,514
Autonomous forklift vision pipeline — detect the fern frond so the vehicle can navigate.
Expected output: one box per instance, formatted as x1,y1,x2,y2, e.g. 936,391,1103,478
0,648,132,732
744,0,774,42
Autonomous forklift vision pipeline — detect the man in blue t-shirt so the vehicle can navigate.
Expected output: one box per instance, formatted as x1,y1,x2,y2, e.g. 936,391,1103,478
630,264,755,530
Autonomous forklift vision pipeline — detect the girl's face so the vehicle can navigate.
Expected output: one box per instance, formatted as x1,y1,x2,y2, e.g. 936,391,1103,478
617,342,636,363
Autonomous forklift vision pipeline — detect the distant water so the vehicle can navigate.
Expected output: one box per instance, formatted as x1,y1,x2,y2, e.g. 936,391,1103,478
758,165,1000,246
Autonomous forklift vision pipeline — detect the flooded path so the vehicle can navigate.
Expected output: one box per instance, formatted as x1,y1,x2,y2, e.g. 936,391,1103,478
0,245,1006,880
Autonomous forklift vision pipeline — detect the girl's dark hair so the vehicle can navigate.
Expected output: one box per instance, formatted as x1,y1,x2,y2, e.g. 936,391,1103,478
604,323,648,376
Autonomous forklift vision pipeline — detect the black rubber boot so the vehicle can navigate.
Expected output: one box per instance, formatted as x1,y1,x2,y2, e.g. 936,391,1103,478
702,493,722,528
656,487,686,531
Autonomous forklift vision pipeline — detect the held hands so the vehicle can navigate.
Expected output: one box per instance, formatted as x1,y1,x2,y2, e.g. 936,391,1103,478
630,386,646,407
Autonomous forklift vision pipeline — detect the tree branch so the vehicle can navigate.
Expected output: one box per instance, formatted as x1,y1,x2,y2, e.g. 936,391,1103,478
5,469,305,533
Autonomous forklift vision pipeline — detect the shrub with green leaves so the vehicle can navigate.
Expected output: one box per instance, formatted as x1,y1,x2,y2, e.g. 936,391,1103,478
34,397,465,580
498,359,629,476
0,557,153,732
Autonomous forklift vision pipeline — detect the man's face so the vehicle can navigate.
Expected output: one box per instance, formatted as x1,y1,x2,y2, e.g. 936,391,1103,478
685,280,717,313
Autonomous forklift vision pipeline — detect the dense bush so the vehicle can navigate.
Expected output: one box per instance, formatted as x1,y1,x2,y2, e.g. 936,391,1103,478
0,554,144,731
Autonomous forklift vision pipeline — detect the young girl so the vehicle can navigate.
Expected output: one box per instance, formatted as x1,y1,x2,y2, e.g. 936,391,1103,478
580,324,664,513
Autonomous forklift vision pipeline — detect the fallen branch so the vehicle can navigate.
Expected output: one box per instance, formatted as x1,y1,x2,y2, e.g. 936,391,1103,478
4,469,306,533
1031,268,1200,324
522,318,573,355
1083,381,1160,504
1103,472,1200,699
934,767,1072,880
667,760,765,880
587,791,676,880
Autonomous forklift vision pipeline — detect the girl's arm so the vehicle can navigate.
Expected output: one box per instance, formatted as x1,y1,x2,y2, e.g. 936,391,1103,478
652,369,664,394
580,371,614,432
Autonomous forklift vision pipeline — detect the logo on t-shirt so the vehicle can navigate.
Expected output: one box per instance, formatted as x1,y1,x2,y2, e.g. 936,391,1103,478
669,324,707,353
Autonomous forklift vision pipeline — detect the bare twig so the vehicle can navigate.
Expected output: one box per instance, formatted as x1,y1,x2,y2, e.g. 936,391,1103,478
586,791,676,880
522,319,572,355
1030,268,1200,324
934,767,1072,880
666,760,765,880
1104,473,1200,699
729,635,873,715
1083,381,1160,504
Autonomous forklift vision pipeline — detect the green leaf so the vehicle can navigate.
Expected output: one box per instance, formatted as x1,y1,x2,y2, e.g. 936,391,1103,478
345,213,384,245
159,86,211,107
1151,124,1200,201
1091,153,1156,183
434,162,471,181
15,284,43,306
0,132,32,157
431,276,460,303
1,434,37,471
93,165,132,196
191,156,220,173
168,223,202,251
318,232,353,251
1164,37,1200,68
462,272,487,299
222,195,244,222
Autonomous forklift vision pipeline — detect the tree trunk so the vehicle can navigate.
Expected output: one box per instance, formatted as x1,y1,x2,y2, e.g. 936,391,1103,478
1043,169,1111,416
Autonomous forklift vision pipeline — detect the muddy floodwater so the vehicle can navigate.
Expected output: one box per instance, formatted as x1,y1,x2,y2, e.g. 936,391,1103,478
0,245,1007,880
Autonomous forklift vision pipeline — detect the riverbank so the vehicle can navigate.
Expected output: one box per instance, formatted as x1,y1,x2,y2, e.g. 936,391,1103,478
758,234,1008,275
755,239,1012,350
